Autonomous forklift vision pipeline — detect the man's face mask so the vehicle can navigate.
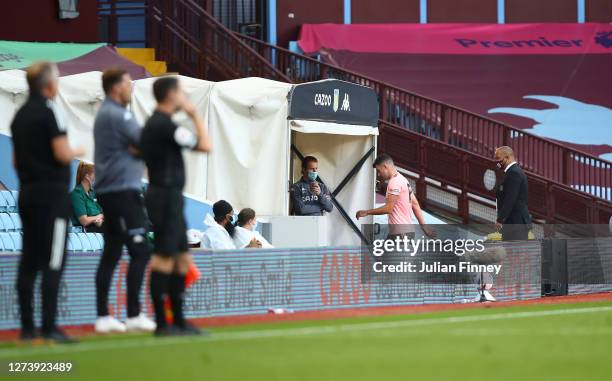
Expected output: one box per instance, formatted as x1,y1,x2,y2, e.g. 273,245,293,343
495,157,506,169
307,171,318,182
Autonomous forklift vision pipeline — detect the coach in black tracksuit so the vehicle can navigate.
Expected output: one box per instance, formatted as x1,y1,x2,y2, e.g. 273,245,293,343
11,62,82,343
494,146,531,241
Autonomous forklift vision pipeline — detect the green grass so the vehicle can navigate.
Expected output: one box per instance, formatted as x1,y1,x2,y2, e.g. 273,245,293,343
2,301,612,381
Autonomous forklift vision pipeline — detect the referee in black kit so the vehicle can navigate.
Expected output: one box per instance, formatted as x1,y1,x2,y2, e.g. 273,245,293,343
140,77,212,336
11,62,83,343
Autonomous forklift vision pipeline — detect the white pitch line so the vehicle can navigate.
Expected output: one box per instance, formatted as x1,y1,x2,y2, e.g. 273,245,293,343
0,305,611,359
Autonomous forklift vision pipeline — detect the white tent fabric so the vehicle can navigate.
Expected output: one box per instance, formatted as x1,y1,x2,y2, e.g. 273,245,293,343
131,75,214,199
206,77,293,216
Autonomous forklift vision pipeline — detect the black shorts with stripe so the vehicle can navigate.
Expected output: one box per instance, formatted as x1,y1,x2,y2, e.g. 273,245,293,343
145,186,187,256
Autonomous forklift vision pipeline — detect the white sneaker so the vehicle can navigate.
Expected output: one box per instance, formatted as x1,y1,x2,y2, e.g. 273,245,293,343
95,316,126,334
125,313,157,332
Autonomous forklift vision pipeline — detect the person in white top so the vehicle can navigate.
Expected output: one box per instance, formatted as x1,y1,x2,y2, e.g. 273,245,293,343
233,208,273,249
201,200,261,250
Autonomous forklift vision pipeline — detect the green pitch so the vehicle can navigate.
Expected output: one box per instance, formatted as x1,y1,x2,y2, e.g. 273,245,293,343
1,301,612,381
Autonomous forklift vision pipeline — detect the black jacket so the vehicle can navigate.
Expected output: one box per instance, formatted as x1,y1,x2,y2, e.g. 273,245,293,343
496,163,531,225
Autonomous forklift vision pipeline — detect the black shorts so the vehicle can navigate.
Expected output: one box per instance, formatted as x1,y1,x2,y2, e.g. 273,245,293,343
98,190,149,243
145,186,187,256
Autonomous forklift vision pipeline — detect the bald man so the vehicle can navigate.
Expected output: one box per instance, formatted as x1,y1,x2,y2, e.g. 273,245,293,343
493,146,531,241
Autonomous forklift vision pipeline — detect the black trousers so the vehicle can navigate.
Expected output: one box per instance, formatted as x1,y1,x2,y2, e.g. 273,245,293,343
96,190,151,318
16,191,69,334
502,224,530,241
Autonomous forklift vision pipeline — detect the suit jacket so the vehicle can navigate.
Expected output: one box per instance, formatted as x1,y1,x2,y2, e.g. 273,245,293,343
496,164,531,226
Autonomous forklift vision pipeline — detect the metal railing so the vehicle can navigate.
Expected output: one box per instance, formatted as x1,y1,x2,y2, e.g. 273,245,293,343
146,0,288,81
237,34,612,203
141,3,611,223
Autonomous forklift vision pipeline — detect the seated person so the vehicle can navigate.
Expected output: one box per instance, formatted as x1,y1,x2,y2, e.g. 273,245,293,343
290,156,333,216
70,162,104,232
232,208,273,249
201,200,261,249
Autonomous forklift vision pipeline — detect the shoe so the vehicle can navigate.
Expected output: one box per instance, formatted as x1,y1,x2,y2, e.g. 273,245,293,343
175,323,208,336
95,316,126,334
42,329,77,344
19,329,39,342
154,325,180,337
125,313,157,332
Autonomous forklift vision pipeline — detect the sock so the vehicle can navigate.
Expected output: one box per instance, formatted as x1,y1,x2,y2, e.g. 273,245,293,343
149,271,170,329
168,273,187,327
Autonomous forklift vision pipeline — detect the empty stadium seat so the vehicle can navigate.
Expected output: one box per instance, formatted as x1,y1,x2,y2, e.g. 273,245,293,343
94,233,104,249
67,233,83,251
0,191,17,212
8,213,21,231
9,232,22,251
0,213,14,232
0,233,14,251
70,226,84,233
0,192,7,212
77,233,93,251
10,190,19,205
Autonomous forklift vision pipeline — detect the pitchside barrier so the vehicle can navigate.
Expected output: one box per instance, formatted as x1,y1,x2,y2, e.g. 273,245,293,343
0,242,548,331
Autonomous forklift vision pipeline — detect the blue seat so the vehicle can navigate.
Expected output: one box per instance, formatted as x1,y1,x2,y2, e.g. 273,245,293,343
77,233,93,251
10,190,19,205
70,226,84,233
67,233,82,251
9,232,22,251
0,233,14,251
94,233,104,250
0,213,14,232
1,191,16,213
0,192,7,213
9,213,21,231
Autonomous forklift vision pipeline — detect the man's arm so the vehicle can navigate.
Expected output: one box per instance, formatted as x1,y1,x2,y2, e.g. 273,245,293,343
318,184,334,212
182,100,212,153
411,194,436,238
51,136,84,165
356,195,398,219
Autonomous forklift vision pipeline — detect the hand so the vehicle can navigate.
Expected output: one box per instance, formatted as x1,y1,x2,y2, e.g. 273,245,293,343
495,221,503,231
247,238,262,248
181,98,197,118
422,225,436,239
356,210,368,220
310,182,321,195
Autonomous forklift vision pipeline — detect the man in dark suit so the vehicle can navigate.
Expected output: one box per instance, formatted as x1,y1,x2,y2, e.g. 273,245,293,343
494,146,531,241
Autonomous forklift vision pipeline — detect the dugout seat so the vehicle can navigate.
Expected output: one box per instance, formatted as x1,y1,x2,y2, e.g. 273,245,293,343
0,213,14,232
77,233,93,251
67,233,83,251
0,192,7,212
8,213,21,231
9,232,22,251
0,191,17,212
0,233,14,251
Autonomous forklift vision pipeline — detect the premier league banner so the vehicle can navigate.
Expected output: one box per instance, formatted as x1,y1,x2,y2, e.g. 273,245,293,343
298,23,612,159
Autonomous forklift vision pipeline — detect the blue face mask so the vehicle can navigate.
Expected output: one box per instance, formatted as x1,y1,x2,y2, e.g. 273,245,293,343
307,171,318,182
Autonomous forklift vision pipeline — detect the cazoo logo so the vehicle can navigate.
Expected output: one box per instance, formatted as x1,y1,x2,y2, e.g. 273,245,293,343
314,89,351,112
319,253,370,305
